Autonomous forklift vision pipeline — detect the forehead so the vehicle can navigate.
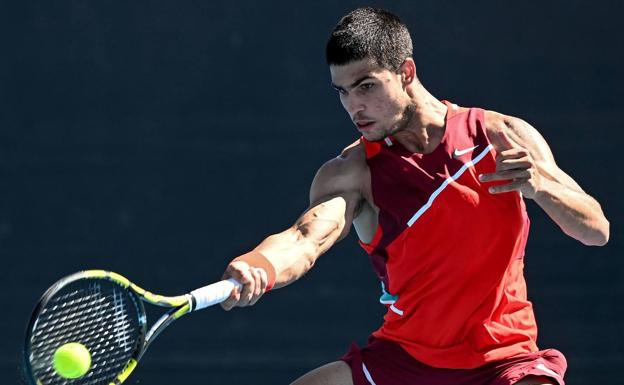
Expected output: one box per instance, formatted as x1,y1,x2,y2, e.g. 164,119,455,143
329,59,391,87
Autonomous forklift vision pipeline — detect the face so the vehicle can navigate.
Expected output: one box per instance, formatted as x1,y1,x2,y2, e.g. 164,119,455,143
330,59,414,142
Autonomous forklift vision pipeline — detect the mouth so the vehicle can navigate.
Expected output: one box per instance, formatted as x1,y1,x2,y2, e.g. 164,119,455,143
355,121,375,131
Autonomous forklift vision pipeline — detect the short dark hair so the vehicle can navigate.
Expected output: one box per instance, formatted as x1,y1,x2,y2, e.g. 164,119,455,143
326,7,413,71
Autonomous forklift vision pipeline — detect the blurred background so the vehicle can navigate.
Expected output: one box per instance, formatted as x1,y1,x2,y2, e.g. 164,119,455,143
2,1,622,384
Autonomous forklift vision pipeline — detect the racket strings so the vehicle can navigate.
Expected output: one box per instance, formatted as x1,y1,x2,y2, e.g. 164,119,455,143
33,287,116,344
29,281,143,385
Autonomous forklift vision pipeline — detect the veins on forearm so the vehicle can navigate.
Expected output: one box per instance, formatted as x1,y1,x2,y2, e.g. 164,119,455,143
295,216,342,253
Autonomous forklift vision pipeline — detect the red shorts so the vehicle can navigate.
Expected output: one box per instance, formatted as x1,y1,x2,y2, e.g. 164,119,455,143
341,337,567,385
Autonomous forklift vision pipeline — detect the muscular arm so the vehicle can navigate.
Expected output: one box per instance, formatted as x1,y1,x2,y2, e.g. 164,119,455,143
480,111,610,246
220,144,365,309
255,192,359,289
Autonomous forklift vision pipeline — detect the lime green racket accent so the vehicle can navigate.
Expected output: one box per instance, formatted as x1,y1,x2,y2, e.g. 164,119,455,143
82,270,131,287
172,303,191,319
111,358,138,385
82,269,108,279
85,270,189,307
129,283,189,307
107,271,131,287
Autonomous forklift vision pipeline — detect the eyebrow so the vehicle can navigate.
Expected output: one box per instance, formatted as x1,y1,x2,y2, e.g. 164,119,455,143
331,75,374,92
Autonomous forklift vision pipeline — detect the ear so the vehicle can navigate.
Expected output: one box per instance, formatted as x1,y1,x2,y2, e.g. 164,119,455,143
399,58,417,86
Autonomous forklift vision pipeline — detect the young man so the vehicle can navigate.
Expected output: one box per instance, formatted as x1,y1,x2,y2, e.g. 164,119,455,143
220,7,609,385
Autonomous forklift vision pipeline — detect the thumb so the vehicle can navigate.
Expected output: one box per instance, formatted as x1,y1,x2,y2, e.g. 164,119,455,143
490,127,517,152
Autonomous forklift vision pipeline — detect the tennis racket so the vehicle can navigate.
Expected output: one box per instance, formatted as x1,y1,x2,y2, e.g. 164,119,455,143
23,269,241,385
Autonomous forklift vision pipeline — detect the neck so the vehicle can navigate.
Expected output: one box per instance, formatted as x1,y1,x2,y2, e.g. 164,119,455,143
392,82,448,154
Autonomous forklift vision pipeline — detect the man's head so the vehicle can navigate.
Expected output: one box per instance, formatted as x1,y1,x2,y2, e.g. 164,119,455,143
326,8,418,141
326,7,413,71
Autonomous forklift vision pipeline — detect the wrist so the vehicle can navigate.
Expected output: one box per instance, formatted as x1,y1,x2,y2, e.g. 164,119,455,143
232,250,277,291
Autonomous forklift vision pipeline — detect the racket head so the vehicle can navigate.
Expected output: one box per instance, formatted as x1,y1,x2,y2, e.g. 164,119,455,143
23,270,147,385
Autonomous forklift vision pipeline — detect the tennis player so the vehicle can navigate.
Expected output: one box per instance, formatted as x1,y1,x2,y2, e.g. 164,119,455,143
220,7,609,385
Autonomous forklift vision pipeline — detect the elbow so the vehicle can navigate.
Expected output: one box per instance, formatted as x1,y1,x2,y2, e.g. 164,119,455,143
595,217,610,246
580,218,610,246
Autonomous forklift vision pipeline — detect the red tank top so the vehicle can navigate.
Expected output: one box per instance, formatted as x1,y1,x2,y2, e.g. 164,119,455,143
359,102,538,369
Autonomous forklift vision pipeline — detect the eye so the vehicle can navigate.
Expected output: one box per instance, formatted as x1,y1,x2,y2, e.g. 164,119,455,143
359,83,375,91
333,87,347,96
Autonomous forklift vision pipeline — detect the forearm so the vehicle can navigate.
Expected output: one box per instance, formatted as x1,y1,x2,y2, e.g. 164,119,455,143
255,216,343,289
533,178,609,246
220,158,360,310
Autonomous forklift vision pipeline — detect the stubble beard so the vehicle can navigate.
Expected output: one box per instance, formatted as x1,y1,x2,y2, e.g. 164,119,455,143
390,103,416,136
368,103,416,142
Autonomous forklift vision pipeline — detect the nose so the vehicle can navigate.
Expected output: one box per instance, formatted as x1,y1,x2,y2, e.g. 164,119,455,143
341,94,365,120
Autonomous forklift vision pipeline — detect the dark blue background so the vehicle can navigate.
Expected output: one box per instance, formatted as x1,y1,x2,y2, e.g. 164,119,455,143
2,1,622,384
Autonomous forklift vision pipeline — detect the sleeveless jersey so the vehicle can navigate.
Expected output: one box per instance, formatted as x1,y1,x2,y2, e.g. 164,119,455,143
359,101,538,369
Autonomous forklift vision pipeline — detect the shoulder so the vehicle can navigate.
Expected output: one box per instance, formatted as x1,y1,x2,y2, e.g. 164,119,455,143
317,139,367,179
310,139,366,203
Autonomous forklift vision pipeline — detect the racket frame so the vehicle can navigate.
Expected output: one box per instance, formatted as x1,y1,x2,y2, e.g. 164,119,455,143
24,270,195,385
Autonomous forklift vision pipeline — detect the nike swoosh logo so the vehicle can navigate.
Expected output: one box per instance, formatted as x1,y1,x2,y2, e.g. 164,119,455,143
452,145,479,158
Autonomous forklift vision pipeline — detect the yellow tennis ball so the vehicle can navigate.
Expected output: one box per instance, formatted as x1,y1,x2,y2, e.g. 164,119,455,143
53,342,91,379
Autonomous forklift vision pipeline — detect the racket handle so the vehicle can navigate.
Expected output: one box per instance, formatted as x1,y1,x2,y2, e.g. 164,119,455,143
190,279,242,311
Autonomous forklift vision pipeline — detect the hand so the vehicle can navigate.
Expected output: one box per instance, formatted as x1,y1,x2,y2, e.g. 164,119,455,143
220,261,268,311
479,130,543,199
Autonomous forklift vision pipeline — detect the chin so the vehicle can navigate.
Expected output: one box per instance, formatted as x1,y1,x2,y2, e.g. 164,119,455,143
362,132,386,142
364,128,391,142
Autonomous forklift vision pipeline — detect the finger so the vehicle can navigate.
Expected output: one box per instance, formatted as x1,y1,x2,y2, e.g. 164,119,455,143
257,268,268,292
249,268,267,306
238,270,255,306
221,262,248,283
220,286,241,311
490,127,518,151
480,169,530,182
498,128,517,147
496,158,531,171
220,265,244,310
488,179,527,194
221,262,254,307
495,148,528,161
251,268,262,298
